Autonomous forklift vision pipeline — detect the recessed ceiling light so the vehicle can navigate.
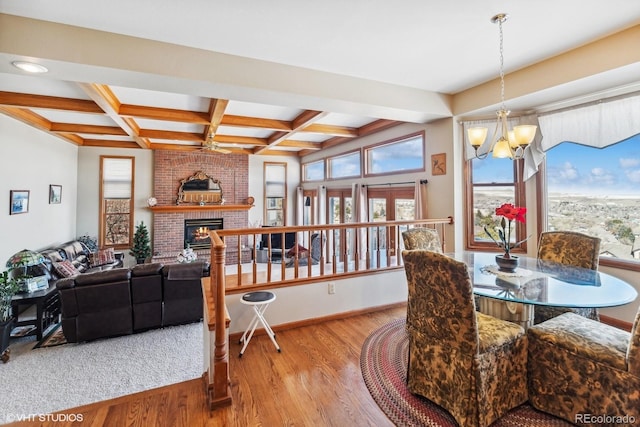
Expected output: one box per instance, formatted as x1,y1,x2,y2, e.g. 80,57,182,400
11,61,48,73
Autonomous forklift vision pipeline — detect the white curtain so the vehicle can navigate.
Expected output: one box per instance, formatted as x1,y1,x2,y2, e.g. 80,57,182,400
316,185,327,225
463,95,640,181
539,95,640,151
532,95,640,179
295,187,304,226
351,183,368,260
414,179,428,219
351,183,368,223
462,114,543,181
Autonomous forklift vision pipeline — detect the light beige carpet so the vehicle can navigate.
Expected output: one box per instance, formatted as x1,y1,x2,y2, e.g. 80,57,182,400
1,322,202,425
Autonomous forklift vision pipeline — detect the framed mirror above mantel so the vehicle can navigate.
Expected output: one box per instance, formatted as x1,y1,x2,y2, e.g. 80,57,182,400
148,170,255,212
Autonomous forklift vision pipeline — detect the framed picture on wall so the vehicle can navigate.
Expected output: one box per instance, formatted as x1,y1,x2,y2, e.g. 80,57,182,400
431,153,446,176
10,190,30,215
49,185,62,204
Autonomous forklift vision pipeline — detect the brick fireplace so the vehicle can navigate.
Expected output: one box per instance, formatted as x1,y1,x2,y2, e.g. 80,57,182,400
184,218,223,250
150,150,250,263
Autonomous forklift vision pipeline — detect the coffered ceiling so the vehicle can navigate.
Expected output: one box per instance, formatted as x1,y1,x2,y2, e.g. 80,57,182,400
0,1,639,157
0,75,400,156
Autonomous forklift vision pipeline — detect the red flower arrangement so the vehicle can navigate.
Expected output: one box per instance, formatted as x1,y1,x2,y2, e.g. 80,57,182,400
484,203,528,258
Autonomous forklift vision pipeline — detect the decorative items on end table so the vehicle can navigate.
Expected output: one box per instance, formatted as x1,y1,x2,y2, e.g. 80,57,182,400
177,244,197,263
0,270,20,363
130,221,152,264
6,249,47,293
484,203,528,272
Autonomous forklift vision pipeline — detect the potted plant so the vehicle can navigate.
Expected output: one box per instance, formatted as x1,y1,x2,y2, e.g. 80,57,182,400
483,203,529,272
130,221,152,264
0,270,20,362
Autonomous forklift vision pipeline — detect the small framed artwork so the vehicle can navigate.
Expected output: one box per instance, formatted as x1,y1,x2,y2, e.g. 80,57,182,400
10,190,30,215
49,185,62,204
431,153,446,176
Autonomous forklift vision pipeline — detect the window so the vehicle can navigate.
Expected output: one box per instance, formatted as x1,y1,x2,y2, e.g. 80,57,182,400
302,160,325,182
327,189,352,260
367,187,415,255
100,156,134,249
365,132,425,176
466,156,527,251
328,150,361,179
543,138,640,269
264,162,287,226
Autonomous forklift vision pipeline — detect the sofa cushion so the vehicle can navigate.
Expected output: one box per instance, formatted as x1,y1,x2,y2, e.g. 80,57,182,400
41,248,65,264
58,240,87,261
131,262,164,277
53,260,81,278
75,268,131,286
163,263,205,280
89,248,116,268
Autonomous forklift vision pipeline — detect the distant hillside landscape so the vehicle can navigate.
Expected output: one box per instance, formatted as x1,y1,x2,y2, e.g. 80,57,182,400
474,190,640,262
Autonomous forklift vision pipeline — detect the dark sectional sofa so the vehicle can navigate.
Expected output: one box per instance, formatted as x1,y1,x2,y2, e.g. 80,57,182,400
34,240,124,285
56,261,208,343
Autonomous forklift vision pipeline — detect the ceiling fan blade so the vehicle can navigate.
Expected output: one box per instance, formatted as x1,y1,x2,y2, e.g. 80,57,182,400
200,142,231,154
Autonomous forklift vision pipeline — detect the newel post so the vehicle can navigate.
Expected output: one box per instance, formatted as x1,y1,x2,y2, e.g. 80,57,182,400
206,232,232,409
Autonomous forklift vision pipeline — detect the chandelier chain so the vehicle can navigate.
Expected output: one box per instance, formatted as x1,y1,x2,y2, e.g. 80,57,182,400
498,17,506,110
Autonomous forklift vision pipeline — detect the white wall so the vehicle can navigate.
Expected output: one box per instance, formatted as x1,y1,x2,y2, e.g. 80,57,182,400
0,115,78,265
225,269,407,335
76,146,154,268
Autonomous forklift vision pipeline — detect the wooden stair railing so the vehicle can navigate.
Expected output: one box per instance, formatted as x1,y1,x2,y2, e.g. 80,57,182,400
202,217,453,410
202,231,232,409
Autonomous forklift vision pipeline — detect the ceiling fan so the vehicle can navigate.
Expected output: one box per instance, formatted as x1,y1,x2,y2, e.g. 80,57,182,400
200,132,231,154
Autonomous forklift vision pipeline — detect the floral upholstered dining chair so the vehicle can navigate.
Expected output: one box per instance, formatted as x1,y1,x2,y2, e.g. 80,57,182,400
401,227,442,252
535,231,601,324
527,305,640,423
402,250,528,427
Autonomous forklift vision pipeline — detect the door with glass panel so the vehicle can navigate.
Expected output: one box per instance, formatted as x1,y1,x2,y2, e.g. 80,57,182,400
327,189,352,263
367,188,414,259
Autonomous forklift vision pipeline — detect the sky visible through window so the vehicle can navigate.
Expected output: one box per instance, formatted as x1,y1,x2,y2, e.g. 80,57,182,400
545,135,640,196
473,134,640,196
367,136,423,174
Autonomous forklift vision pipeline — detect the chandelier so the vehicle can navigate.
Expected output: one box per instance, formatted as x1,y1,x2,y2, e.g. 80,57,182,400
468,13,537,160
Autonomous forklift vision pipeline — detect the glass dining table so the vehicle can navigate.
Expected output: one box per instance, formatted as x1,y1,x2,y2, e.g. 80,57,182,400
447,251,638,329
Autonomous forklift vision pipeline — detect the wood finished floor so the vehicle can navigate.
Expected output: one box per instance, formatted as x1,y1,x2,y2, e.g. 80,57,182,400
9,306,405,427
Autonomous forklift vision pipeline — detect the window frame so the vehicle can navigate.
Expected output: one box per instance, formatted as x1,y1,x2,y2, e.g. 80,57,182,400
327,149,361,180
99,155,135,250
264,162,287,226
537,152,640,272
465,157,528,253
367,186,415,256
364,131,425,178
301,159,325,182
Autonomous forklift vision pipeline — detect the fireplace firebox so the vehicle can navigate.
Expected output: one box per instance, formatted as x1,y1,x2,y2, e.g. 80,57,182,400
184,218,223,250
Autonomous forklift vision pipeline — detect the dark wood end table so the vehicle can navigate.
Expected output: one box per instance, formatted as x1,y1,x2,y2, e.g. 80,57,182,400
10,283,61,341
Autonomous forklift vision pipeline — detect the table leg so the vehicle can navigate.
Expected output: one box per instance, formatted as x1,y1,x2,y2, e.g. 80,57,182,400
478,297,534,330
35,300,44,341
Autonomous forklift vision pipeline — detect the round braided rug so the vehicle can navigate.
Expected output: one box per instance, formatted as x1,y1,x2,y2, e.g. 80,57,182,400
360,318,572,427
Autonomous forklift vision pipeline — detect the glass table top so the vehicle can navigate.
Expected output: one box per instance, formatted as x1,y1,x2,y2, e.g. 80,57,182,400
447,251,638,308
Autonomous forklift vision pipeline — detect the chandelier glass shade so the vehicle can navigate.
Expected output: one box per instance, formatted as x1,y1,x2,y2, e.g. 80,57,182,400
468,13,537,160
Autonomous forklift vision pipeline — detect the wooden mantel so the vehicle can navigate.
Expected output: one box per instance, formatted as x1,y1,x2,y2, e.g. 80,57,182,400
147,204,253,213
